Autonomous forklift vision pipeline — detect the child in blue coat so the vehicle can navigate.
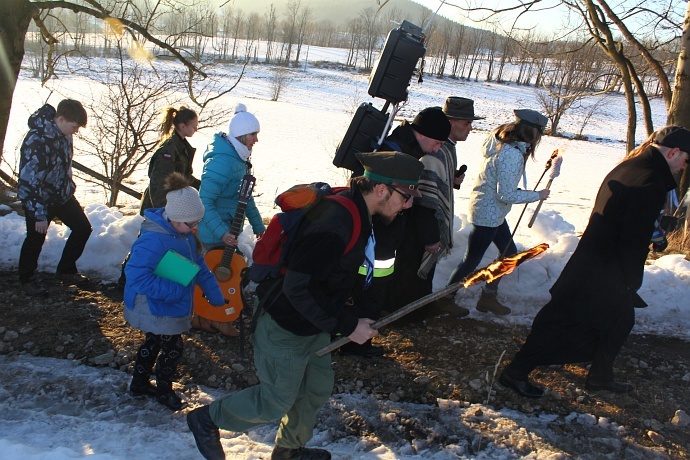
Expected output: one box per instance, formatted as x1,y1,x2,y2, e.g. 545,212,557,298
124,173,226,411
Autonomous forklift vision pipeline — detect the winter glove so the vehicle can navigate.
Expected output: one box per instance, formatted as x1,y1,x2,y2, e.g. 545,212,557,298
652,238,668,253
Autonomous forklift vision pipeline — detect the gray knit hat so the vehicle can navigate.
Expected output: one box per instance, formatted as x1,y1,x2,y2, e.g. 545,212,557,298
165,186,205,223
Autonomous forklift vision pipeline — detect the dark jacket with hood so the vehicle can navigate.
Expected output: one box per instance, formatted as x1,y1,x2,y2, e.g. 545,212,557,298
548,146,677,324
18,104,76,221
257,184,372,337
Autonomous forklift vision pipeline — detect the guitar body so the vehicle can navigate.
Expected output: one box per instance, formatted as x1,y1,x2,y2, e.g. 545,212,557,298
193,173,256,324
194,247,247,322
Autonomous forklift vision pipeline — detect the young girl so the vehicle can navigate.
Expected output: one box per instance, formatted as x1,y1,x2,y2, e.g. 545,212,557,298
119,107,201,288
140,106,201,214
445,109,551,316
124,173,226,411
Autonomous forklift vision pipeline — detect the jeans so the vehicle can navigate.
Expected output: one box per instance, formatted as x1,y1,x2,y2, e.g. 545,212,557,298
19,196,92,283
447,220,517,290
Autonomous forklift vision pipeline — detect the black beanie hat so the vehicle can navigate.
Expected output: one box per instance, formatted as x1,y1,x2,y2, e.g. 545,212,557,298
653,126,690,153
411,107,451,141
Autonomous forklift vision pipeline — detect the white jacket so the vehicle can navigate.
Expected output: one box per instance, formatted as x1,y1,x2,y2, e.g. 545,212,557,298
468,135,540,227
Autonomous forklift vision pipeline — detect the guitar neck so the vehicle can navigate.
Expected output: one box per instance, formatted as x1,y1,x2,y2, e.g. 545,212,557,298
229,202,248,237
219,201,249,268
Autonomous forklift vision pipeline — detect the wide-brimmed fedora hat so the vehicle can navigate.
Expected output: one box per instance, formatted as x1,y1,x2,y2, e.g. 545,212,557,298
443,97,485,120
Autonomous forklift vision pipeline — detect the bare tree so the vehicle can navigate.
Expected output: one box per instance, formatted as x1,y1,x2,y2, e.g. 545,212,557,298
269,68,289,101
0,0,244,167
281,0,302,66
357,7,383,71
79,41,174,206
292,5,312,67
536,41,617,134
263,4,278,64
669,1,690,204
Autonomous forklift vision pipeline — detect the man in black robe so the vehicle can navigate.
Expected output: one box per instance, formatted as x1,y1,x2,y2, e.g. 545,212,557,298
500,126,690,398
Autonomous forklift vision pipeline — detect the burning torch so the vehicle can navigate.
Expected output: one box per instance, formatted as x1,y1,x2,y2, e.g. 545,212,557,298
528,155,562,228
316,243,549,357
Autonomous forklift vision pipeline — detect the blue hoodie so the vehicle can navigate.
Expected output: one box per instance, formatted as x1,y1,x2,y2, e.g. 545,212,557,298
124,208,225,318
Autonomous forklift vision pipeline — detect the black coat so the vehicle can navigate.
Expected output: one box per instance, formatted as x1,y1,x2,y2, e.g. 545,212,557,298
548,146,676,324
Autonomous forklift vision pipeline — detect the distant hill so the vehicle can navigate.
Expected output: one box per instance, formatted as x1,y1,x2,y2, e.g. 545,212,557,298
218,0,435,25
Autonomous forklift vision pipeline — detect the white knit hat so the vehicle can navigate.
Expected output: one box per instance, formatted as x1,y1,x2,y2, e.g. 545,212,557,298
165,187,205,223
229,103,260,138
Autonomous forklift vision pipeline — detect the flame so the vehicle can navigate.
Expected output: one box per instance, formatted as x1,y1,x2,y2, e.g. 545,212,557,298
544,149,559,170
463,243,549,288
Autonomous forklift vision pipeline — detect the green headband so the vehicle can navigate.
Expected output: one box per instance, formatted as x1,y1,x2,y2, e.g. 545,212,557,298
364,170,418,186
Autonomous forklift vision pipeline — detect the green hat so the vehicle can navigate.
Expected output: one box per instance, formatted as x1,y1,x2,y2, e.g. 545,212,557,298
355,151,424,197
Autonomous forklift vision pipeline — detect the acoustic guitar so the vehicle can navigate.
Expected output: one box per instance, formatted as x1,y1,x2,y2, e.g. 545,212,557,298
193,174,255,322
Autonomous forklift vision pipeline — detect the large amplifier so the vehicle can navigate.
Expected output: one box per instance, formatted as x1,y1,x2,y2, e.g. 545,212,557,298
367,20,426,104
333,102,388,174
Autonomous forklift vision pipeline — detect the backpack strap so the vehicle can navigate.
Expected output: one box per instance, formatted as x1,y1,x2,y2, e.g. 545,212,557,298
325,195,361,254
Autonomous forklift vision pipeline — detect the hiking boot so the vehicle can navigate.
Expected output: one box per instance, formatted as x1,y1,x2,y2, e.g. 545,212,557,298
21,282,48,297
191,315,216,332
271,446,331,460
210,320,239,337
187,405,225,460
476,290,511,315
156,391,185,411
433,296,470,317
56,272,91,286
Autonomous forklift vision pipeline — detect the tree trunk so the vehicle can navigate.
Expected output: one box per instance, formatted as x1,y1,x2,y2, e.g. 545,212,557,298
0,0,33,165
668,1,690,203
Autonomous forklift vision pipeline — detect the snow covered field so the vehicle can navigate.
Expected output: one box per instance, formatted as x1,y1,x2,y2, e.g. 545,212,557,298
0,43,688,459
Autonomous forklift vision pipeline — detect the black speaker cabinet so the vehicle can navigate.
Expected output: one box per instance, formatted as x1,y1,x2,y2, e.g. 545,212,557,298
333,103,388,174
367,21,425,104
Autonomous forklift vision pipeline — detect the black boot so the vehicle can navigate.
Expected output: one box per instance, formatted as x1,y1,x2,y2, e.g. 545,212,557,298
129,375,156,397
156,390,184,411
498,370,544,398
271,446,331,460
187,406,225,460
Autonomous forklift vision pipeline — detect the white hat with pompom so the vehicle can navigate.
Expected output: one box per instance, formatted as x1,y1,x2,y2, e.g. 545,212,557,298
229,103,260,138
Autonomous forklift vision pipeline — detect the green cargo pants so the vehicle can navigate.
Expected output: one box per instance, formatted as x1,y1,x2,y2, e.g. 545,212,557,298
208,312,334,449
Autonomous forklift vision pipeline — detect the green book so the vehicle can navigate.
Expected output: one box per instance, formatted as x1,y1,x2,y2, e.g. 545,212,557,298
153,249,200,287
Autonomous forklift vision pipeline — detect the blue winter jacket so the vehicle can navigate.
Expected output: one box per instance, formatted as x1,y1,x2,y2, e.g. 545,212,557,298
124,208,225,317
197,132,265,244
